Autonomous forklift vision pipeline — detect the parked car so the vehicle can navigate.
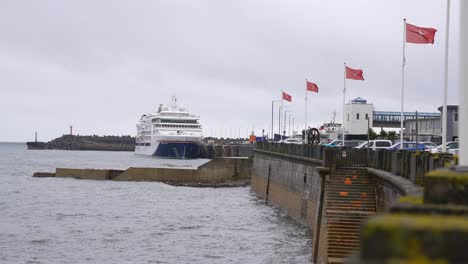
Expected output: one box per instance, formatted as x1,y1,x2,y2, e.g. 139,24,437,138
404,144,427,151
323,139,364,148
431,141,459,154
283,138,303,144
355,140,392,150
387,142,426,151
421,141,438,151
343,140,366,148
324,140,342,147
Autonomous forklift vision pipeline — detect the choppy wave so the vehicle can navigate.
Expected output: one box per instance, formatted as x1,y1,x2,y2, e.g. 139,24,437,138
0,143,311,263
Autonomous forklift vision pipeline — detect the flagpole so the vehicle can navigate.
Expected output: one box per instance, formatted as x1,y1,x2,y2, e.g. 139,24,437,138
272,100,282,141
305,79,308,138
271,100,274,141
279,102,282,138
279,92,283,139
442,0,451,152
283,108,289,136
400,18,407,149
343,62,346,147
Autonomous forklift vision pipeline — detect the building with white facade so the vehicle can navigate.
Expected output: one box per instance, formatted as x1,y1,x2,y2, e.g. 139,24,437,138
344,97,374,139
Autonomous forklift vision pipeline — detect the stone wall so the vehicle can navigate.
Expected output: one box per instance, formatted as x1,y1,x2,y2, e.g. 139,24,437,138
251,149,326,262
251,147,423,263
367,168,423,212
198,144,254,159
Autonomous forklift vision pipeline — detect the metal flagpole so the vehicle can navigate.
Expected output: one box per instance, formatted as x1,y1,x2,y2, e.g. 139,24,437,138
442,0,451,152
305,79,308,135
343,63,347,147
460,0,468,166
400,18,407,149
292,117,295,134
279,99,283,139
271,100,274,141
271,100,281,141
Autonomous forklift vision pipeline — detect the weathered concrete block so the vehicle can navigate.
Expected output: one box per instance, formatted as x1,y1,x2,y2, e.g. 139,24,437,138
222,145,232,157
409,154,417,183
33,172,56,178
204,145,215,159
424,168,468,205
213,145,223,157
114,167,160,181
390,152,398,175
56,168,122,180
361,214,468,263
237,145,253,157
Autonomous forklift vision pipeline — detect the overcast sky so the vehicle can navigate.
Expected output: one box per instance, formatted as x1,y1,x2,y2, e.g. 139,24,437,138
0,0,461,142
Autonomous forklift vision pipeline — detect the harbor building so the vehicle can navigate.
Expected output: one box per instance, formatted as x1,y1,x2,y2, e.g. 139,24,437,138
343,97,458,143
343,97,374,140
403,105,458,143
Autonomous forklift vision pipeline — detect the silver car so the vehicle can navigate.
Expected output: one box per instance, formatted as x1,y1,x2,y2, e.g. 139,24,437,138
355,140,392,150
431,142,459,154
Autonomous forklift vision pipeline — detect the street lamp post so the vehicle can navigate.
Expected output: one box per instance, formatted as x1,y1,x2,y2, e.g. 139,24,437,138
271,100,282,141
288,114,292,136
284,110,292,137
280,105,288,139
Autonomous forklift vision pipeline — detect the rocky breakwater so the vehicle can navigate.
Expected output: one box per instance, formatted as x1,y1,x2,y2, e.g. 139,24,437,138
27,135,135,151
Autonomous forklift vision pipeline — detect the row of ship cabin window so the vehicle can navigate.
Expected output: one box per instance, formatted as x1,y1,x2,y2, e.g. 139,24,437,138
154,124,201,128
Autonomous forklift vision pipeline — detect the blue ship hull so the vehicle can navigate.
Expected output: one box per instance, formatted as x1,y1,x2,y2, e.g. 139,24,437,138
153,142,200,159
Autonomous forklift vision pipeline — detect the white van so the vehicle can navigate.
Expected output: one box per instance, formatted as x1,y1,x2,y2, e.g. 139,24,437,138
355,140,392,150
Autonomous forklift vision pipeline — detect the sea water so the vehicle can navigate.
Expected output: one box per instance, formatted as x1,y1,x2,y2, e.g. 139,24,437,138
0,143,311,263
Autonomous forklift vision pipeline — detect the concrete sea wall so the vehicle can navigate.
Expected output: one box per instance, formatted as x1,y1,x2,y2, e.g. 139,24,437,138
251,149,325,229
38,158,252,187
367,168,422,211
251,146,423,263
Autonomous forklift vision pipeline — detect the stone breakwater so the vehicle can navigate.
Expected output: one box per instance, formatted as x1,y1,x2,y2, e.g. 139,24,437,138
26,134,254,158
33,157,252,187
27,135,135,151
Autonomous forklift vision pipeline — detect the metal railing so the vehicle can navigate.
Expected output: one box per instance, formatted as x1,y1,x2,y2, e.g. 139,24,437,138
256,141,324,160
255,142,455,186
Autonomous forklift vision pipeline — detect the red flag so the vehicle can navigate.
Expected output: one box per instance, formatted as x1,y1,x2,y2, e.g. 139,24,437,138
306,81,319,93
346,66,364,80
406,23,437,44
282,91,292,102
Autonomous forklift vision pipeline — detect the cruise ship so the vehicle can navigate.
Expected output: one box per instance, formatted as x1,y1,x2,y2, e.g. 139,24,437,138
135,97,202,158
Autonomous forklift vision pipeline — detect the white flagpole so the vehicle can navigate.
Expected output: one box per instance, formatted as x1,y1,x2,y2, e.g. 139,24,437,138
343,63,347,147
305,79,308,136
442,0,451,152
460,0,468,166
272,99,282,141
279,103,282,138
279,92,283,139
400,18,407,149
271,100,274,141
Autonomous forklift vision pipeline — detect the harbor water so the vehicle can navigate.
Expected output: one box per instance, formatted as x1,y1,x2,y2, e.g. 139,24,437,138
0,143,311,264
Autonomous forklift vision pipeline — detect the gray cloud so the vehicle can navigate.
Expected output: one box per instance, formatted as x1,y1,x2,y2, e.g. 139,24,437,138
0,0,460,141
